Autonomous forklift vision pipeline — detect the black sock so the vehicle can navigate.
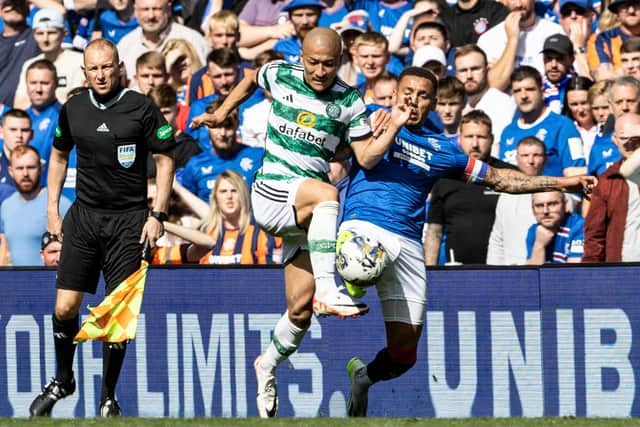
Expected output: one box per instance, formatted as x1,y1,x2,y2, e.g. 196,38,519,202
52,314,79,384
101,341,127,402
366,348,414,383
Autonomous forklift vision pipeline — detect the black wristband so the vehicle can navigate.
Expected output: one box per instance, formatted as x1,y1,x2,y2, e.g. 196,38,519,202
150,211,168,223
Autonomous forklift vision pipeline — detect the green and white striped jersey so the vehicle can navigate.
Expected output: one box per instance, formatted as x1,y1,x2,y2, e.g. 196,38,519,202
256,61,372,182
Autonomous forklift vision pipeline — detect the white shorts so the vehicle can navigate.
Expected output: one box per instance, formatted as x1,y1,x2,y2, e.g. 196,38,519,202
339,220,427,325
252,178,308,263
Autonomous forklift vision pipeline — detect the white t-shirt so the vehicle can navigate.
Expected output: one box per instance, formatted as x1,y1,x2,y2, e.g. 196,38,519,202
465,87,517,157
477,18,565,77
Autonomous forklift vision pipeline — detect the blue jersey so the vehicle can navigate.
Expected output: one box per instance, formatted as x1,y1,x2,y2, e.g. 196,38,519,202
318,5,348,28
526,213,584,263
27,101,62,186
343,123,489,242
273,36,302,64
179,144,264,201
351,0,413,39
96,9,138,44
587,132,621,176
499,109,585,176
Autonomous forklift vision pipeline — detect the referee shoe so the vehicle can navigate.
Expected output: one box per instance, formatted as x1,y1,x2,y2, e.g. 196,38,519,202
254,355,278,418
313,288,369,318
29,376,76,417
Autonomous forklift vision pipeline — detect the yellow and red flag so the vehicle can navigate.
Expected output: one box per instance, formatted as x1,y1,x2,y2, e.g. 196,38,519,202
73,260,149,344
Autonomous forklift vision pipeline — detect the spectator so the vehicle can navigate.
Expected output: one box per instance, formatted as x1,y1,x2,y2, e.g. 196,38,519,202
273,0,324,64
588,77,638,176
588,79,611,128
477,0,564,91
425,110,517,265
319,0,348,28
441,0,508,47
455,44,515,156
620,36,640,79
435,76,466,144
0,0,40,105
185,47,243,149
486,136,545,265
412,44,447,79
564,76,597,162
388,0,443,57
90,0,138,44
407,20,453,74
353,31,391,104
14,9,85,110
335,9,370,86
584,112,640,262
133,51,169,95
204,9,239,50
180,100,263,201
371,72,397,108
0,145,71,266
237,0,294,53
146,84,201,177
161,38,203,104
525,190,584,264
541,34,578,114
591,0,640,80
499,66,585,177
24,59,62,185
40,231,61,266
117,0,210,81
558,0,594,77
0,108,32,186
158,171,282,264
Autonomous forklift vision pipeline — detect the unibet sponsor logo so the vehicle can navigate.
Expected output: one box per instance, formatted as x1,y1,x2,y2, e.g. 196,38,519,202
55,126,61,138
156,124,173,140
278,123,327,146
296,111,316,128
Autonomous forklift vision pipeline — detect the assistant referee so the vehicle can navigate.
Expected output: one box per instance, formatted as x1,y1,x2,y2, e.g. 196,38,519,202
29,39,176,417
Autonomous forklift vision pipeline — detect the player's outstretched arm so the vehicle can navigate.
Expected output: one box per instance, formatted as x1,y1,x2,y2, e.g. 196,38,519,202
46,147,70,238
351,104,411,169
483,165,598,194
190,69,258,129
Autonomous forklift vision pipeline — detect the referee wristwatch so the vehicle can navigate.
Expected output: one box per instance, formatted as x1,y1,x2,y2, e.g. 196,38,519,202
149,211,169,223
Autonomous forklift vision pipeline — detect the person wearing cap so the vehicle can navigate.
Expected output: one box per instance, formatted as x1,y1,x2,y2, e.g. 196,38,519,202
0,0,40,106
40,231,62,266
499,65,586,177
592,0,640,80
542,33,579,114
13,8,85,110
0,145,71,266
412,44,448,79
558,0,596,74
477,0,564,92
440,0,508,47
273,0,324,64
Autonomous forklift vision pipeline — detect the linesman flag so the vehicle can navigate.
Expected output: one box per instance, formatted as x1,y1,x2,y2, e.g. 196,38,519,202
74,242,151,343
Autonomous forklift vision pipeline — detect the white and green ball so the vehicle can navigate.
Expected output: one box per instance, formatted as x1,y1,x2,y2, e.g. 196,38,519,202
336,230,389,286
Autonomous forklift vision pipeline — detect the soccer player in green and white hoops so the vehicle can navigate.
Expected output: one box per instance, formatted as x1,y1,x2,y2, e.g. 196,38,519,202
191,27,410,418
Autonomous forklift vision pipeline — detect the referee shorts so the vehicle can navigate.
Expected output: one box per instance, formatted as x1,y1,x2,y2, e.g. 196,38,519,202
56,203,148,295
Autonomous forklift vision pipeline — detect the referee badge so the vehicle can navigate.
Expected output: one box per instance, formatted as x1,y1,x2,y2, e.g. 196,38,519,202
117,144,136,168
326,103,341,119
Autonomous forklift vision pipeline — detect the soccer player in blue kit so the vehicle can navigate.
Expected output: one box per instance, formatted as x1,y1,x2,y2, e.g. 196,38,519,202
341,66,597,417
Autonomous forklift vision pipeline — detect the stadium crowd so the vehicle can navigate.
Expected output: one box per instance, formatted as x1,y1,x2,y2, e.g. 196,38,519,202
0,0,639,267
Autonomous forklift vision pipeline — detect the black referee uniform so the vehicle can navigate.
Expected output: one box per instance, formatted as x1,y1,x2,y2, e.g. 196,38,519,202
54,88,178,293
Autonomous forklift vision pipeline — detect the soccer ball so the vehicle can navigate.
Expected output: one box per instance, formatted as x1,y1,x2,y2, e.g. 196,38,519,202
336,230,389,286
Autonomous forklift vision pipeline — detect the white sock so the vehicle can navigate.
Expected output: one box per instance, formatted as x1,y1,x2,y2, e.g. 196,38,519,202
260,313,307,372
307,201,340,297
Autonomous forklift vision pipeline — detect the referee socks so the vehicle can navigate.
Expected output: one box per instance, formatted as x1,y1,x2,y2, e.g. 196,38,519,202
52,314,79,383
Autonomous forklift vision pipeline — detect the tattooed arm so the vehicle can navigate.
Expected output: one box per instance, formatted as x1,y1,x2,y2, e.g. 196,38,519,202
483,166,597,194
424,223,443,266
